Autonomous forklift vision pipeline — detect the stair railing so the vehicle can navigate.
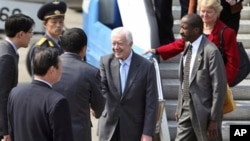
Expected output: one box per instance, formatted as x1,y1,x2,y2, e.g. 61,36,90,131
144,53,171,141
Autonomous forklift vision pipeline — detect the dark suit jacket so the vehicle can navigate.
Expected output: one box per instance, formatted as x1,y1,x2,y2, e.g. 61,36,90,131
97,52,158,141
8,80,73,141
53,52,105,141
176,36,227,140
0,40,19,136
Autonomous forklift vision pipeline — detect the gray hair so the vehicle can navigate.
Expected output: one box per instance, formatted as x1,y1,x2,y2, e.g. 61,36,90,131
198,0,223,14
111,27,133,45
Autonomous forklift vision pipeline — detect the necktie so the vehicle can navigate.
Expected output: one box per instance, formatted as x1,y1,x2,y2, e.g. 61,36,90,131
183,44,192,99
58,40,62,48
57,40,64,54
16,54,19,62
120,62,127,94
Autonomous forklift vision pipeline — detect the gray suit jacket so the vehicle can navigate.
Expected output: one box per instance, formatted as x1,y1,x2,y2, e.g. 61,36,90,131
53,52,105,141
97,52,158,141
0,40,19,136
177,36,227,140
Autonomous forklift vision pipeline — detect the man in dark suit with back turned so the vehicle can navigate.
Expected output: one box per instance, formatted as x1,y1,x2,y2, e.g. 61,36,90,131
175,14,227,141
53,28,105,141
8,47,73,141
97,27,158,141
0,14,34,141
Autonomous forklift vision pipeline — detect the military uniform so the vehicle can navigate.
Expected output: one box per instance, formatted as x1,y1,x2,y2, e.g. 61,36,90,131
26,34,64,75
26,1,66,76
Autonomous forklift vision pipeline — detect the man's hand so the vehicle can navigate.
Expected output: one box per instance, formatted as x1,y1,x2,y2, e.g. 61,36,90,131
90,108,96,117
207,120,218,140
175,112,179,122
141,134,152,141
2,135,11,141
142,49,156,56
226,0,236,6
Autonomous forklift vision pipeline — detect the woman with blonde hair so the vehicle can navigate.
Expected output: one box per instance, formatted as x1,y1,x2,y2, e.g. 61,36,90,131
145,0,239,87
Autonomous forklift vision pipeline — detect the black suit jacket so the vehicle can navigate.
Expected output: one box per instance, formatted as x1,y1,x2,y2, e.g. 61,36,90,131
53,52,105,141
8,80,73,141
0,40,19,136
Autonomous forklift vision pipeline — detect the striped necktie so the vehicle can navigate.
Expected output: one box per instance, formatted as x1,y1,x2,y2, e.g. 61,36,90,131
183,44,192,99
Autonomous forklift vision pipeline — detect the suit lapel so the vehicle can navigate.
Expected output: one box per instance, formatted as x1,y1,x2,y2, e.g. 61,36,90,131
2,40,19,82
190,37,205,84
179,55,184,83
179,43,190,83
110,58,122,98
121,53,140,99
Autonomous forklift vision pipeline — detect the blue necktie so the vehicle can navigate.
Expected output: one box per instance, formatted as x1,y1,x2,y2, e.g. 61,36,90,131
120,62,127,94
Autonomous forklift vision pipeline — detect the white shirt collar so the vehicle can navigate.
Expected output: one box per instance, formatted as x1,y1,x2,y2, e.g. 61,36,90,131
189,35,203,52
184,35,203,81
119,51,133,66
46,32,60,44
34,78,52,88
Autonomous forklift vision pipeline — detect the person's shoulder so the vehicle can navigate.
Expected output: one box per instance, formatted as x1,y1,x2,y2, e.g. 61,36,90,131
0,40,13,55
133,52,152,63
202,37,221,55
203,36,217,48
48,89,67,103
223,26,236,36
9,83,31,98
0,52,15,63
45,91,69,113
102,53,113,59
0,40,8,47
216,20,236,35
83,62,99,71
36,37,54,47
100,53,114,62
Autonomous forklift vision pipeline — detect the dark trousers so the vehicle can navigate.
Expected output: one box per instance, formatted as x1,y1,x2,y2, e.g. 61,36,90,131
153,0,175,45
179,0,189,18
220,0,241,34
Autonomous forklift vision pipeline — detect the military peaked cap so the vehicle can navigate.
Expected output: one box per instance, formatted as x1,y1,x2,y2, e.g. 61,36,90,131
37,1,67,20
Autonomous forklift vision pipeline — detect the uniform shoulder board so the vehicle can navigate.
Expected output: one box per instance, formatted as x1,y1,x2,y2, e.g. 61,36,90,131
36,37,54,47
48,41,54,47
36,37,47,46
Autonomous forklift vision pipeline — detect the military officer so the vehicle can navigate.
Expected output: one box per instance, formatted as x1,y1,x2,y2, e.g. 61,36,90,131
26,0,67,76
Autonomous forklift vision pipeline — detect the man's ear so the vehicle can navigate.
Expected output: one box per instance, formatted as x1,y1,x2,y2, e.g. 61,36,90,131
48,65,55,74
43,21,47,27
194,27,201,34
16,31,23,38
82,45,87,54
80,45,87,59
129,41,133,47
